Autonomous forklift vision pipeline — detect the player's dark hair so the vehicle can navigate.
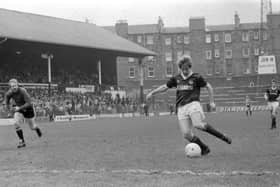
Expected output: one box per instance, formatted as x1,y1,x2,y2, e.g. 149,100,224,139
177,55,192,69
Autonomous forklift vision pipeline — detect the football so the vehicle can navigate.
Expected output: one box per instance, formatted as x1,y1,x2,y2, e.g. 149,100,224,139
185,143,202,157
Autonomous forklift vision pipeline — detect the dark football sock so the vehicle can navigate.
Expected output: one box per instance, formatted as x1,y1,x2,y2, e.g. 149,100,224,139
16,129,25,142
202,124,228,142
35,127,42,137
271,117,276,128
190,136,209,151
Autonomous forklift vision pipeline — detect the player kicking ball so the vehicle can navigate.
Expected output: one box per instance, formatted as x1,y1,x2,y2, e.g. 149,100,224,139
264,80,280,129
4,79,42,148
146,55,231,156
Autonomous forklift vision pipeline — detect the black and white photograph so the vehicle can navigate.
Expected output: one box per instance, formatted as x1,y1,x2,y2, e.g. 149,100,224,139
0,0,280,186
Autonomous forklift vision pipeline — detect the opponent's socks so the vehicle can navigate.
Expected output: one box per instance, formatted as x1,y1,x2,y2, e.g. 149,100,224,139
202,124,232,144
190,136,210,155
16,129,25,143
35,127,42,137
271,117,276,129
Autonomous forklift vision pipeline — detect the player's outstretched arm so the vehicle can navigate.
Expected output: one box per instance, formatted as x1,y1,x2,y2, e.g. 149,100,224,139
146,84,169,100
205,82,215,109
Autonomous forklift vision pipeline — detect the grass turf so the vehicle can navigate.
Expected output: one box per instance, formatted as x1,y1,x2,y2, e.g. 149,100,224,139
0,111,279,186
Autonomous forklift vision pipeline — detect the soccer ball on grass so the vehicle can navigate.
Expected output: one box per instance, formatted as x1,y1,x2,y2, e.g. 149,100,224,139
185,143,202,158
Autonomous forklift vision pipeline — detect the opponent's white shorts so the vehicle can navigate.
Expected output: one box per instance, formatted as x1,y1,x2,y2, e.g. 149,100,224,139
177,101,205,121
267,101,279,111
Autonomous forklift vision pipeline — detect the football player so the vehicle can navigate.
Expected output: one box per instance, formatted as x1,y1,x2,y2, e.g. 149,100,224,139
264,79,280,129
146,55,231,156
4,79,42,148
65,100,73,121
245,95,252,116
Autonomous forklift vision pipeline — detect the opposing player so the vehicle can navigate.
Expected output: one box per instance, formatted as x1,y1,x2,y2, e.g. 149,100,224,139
4,79,42,148
245,95,252,116
146,55,231,156
264,80,280,129
65,100,73,121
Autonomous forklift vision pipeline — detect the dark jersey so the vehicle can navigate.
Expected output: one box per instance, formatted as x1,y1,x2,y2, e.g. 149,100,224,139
166,73,207,108
5,87,32,110
266,88,280,102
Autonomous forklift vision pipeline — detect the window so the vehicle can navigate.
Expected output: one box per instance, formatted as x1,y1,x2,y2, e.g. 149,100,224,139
165,52,172,61
146,35,154,45
177,35,182,43
242,48,250,57
242,32,249,42
226,61,232,75
253,31,259,40
215,63,221,74
147,66,155,77
205,50,212,60
205,34,211,43
165,37,172,45
137,35,142,43
224,33,231,43
129,66,136,78
214,49,220,58
214,33,219,42
166,62,173,77
183,35,189,44
177,51,183,59
128,57,135,63
206,63,212,75
243,62,250,74
225,49,232,59
254,48,259,56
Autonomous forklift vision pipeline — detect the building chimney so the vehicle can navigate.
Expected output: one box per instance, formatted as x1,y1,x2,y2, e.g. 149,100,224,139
234,11,240,28
115,20,128,38
189,17,205,31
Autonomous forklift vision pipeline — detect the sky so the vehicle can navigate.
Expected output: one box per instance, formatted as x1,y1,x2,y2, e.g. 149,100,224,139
0,0,280,27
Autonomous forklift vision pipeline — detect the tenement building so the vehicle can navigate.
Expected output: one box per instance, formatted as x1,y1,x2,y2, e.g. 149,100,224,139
103,13,280,91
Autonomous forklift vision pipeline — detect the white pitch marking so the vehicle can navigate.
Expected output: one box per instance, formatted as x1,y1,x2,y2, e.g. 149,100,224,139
1,169,279,176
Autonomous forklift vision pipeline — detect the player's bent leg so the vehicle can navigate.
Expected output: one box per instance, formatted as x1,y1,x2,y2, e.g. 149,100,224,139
191,112,232,144
178,118,210,156
15,126,25,148
271,114,276,129
270,104,278,129
26,118,42,137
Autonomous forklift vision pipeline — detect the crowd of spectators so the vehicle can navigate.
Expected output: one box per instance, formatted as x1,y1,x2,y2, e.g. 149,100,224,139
0,69,99,88
0,86,144,120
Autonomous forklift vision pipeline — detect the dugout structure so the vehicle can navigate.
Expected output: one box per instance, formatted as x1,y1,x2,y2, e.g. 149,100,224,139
0,8,156,103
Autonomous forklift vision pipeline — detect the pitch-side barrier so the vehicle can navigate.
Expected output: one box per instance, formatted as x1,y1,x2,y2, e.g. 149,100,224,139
0,106,271,125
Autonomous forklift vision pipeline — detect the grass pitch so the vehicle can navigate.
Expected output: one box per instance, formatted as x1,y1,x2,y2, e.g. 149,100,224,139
0,111,279,186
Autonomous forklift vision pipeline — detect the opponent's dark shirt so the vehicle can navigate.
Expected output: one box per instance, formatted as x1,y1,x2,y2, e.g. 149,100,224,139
166,73,207,108
5,87,32,109
266,87,280,102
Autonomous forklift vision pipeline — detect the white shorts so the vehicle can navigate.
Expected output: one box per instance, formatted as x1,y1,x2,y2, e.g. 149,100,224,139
267,101,279,111
177,101,205,121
